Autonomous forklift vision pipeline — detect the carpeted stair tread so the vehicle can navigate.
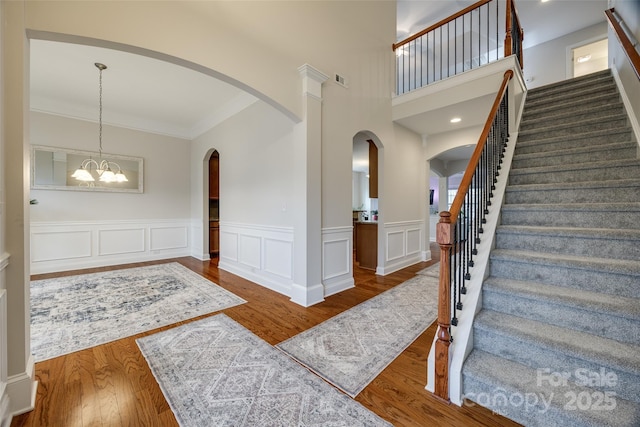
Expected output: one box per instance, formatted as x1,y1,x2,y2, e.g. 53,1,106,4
511,141,636,166
474,310,640,378
483,276,640,324
490,249,640,276
501,201,640,212
525,81,618,108
514,128,635,154
506,178,640,192
517,113,628,139
522,91,621,120
526,69,612,97
520,102,625,131
504,179,640,204
482,277,640,345
497,224,640,240
508,158,640,185
463,349,640,427
495,225,640,260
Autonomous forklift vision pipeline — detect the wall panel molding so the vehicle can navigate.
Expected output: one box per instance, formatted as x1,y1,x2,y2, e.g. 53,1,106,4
218,222,293,298
30,219,191,274
377,220,425,276
321,226,354,297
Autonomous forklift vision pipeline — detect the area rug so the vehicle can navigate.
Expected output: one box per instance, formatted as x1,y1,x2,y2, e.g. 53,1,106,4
31,262,246,361
276,266,440,397
416,262,440,277
136,313,392,427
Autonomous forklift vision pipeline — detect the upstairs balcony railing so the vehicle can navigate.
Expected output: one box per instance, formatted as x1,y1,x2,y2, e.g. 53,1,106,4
393,0,522,95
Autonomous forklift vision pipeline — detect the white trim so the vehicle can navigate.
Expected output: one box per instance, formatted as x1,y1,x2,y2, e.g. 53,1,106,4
30,218,191,274
565,34,608,79
0,254,9,272
0,290,8,427
321,226,354,297
218,222,294,300
6,355,36,418
376,220,425,275
611,66,640,147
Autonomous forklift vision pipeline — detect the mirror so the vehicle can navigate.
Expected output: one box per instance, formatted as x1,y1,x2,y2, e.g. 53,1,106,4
31,145,144,193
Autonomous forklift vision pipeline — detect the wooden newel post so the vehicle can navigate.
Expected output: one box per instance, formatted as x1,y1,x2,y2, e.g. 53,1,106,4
504,0,513,57
435,211,453,403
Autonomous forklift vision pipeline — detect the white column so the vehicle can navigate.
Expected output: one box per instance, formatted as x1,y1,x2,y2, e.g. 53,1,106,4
1,1,38,418
290,64,328,307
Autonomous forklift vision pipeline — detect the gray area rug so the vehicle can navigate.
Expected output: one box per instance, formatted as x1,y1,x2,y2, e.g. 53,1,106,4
136,313,392,427
276,264,440,397
31,262,246,361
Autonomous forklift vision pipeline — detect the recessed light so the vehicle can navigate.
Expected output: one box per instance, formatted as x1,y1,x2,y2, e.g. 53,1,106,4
577,54,592,63
541,0,550,3
450,117,462,123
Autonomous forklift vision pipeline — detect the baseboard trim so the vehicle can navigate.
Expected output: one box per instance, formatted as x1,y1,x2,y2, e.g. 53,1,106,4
290,282,325,307
7,356,37,418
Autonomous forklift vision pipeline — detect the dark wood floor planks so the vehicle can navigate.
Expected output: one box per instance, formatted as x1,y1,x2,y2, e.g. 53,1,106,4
12,244,520,426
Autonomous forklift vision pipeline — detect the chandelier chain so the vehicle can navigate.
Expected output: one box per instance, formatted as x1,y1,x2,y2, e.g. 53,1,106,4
98,64,103,157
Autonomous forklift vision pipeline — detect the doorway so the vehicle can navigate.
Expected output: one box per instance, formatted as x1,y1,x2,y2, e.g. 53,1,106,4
572,38,608,78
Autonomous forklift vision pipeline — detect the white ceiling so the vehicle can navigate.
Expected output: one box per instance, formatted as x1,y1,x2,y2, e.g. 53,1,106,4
30,40,257,140
28,1,608,158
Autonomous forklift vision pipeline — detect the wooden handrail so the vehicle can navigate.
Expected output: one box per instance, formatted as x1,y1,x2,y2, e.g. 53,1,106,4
393,0,492,51
448,69,513,220
605,8,640,80
434,69,514,402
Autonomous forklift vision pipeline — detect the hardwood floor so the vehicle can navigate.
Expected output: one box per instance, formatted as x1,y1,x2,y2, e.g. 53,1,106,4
12,244,520,426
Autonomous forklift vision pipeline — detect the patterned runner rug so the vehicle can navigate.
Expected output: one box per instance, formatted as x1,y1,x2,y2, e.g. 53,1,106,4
31,262,246,361
137,314,391,427
276,264,440,397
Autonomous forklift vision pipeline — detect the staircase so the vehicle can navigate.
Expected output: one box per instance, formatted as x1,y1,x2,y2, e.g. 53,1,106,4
461,69,640,426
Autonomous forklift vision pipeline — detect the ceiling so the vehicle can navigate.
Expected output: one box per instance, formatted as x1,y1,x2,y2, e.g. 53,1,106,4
27,1,608,158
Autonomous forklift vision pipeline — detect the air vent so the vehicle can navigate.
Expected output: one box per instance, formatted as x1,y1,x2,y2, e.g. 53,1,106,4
334,73,348,88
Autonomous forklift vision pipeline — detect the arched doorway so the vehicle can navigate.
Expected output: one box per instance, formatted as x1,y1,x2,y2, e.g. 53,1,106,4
352,131,382,272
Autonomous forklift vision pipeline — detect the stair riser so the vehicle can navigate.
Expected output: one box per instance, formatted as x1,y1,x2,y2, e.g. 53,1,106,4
495,232,640,261
525,85,618,111
508,163,640,185
504,185,640,204
522,95,621,122
511,146,637,169
515,131,634,155
489,258,640,298
482,290,640,345
518,118,628,143
473,327,640,403
520,105,625,132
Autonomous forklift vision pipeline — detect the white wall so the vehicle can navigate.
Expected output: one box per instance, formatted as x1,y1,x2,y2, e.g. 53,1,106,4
30,112,190,222
29,112,192,273
608,0,640,142
523,21,608,88
190,100,297,294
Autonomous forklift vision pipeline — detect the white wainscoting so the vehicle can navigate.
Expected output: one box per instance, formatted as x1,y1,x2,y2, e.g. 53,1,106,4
218,222,294,297
0,270,8,427
30,219,191,274
377,220,426,275
322,226,354,297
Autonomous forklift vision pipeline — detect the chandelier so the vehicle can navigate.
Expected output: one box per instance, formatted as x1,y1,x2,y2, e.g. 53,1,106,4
71,63,128,183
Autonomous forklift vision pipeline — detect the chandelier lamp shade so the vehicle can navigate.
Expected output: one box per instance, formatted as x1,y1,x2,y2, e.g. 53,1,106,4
72,62,128,184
